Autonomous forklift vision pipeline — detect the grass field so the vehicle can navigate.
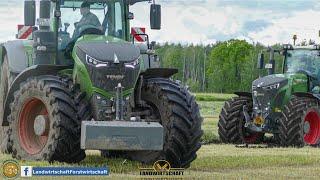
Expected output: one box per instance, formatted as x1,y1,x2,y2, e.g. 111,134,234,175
1,93,320,179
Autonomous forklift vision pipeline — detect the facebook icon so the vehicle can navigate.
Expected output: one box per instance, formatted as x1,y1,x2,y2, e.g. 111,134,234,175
21,166,32,177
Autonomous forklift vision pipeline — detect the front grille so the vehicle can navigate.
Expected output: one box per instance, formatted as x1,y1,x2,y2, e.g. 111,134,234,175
252,75,288,117
252,87,278,116
76,47,140,93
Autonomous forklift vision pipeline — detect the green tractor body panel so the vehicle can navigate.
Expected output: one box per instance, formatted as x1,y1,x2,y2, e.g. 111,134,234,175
267,73,308,111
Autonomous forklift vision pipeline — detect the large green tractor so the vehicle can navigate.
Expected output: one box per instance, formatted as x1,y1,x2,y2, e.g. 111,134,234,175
219,43,320,147
0,0,203,168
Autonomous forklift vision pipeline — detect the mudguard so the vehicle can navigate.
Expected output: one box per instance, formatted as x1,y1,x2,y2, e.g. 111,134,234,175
139,68,178,79
1,65,71,126
293,92,320,101
2,40,31,73
234,91,252,97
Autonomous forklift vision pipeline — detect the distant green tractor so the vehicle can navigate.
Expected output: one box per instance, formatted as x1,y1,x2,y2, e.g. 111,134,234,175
219,43,320,147
0,0,203,168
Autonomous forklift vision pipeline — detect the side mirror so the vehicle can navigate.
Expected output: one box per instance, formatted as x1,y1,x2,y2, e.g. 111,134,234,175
257,53,264,69
24,0,36,26
150,4,161,30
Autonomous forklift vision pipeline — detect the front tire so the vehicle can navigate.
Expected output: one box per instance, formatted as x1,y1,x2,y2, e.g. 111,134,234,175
9,75,85,162
125,78,203,168
279,96,319,147
218,96,264,144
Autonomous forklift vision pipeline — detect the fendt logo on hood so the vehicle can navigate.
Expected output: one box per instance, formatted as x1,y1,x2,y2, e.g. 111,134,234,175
114,53,120,64
106,75,124,80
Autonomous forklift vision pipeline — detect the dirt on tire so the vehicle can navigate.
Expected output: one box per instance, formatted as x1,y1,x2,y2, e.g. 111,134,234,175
0,55,16,154
279,96,319,147
124,78,203,168
9,75,85,163
218,96,264,144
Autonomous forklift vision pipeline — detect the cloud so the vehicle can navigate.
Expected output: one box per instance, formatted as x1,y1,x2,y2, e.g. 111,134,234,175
0,0,320,46
217,0,320,12
243,20,272,32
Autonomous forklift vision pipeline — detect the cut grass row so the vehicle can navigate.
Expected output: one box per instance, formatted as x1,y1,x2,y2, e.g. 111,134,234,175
194,93,235,102
2,144,320,179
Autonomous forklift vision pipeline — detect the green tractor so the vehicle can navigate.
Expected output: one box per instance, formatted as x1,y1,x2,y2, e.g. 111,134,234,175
0,0,203,168
218,42,320,147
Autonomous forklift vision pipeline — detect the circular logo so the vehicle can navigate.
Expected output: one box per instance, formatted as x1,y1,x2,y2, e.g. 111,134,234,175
1,160,19,179
153,160,171,172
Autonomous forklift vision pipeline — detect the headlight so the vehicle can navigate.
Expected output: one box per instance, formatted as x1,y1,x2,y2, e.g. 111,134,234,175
124,58,140,68
86,54,110,68
262,83,280,90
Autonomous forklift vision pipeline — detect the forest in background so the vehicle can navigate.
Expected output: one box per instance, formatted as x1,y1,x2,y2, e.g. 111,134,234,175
156,39,283,93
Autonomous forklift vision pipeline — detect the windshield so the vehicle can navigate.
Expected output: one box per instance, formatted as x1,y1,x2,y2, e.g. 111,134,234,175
58,0,125,49
285,50,320,77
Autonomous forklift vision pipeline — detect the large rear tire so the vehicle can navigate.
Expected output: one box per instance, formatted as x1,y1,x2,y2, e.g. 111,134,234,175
218,96,264,144
125,78,203,168
279,96,319,147
9,75,85,163
0,55,17,154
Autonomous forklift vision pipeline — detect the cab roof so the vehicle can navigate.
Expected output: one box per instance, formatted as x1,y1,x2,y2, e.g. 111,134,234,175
61,0,149,5
292,45,319,50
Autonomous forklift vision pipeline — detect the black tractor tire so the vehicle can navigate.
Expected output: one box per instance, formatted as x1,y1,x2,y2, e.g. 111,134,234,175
218,96,264,144
0,55,17,154
279,96,319,147
125,78,203,168
8,75,85,163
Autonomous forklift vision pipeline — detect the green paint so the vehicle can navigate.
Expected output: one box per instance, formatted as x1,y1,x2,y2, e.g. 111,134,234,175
72,34,138,100
58,69,73,77
269,73,308,111
72,50,94,100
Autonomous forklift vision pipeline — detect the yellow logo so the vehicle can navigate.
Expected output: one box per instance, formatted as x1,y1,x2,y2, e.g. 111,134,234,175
153,160,171,172
1,160,19,179
139,160,184,178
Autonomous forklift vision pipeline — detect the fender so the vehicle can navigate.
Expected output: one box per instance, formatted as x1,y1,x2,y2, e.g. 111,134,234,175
293,92,320,101
132,68,178,107
234,91,252,98
139,68,178,79
2,40,31,73
1,65,71,126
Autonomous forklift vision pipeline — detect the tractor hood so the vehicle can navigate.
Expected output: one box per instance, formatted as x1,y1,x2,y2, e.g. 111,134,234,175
75,41,140,63
252,73,308,94
252,74,288,89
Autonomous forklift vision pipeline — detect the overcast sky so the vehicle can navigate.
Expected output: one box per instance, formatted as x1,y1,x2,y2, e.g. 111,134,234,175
1,0,320,45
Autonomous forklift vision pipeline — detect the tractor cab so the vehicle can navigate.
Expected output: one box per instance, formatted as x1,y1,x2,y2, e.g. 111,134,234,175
58,1,127,50
284,46,320,82
22,0,161,66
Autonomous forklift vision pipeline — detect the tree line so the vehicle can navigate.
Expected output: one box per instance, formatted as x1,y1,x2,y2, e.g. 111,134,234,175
156,39,284,93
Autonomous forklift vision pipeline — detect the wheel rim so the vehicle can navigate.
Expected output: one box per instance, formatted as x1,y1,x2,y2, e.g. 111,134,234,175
304,109,320,145
18,98,49,155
